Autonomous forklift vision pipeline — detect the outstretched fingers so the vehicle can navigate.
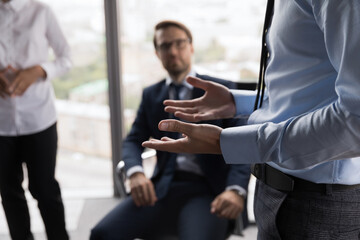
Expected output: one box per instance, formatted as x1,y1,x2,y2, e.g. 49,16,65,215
142,138,185,153
163,99,197,108
164,105,198,114
174,111,216,122
164,104,205,122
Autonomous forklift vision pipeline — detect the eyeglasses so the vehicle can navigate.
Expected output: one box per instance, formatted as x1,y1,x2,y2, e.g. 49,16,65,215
156,38,190,53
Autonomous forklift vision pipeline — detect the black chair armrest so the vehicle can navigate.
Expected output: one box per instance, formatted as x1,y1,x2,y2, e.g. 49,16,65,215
233,215,244,236
115,160,127,198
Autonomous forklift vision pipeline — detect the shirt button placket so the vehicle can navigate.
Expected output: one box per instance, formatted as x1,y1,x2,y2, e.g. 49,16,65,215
8,12,14,64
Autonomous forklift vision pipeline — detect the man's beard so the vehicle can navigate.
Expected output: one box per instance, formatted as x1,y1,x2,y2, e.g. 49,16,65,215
166,63,189,78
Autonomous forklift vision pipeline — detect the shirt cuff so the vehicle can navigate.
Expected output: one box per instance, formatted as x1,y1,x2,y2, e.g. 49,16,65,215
39,58,72,81
126,166,144,178
40,62,55,81
230,89,257,117
220,124,262,165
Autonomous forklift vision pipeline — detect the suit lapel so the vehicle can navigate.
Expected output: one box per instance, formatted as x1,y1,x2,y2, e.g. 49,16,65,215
155,81,170,121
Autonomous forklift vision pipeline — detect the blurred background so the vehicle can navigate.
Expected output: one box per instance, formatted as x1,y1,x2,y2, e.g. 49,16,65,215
0,0,265,239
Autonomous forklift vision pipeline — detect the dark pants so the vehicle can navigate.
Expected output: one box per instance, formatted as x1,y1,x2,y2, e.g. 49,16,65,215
0,123,68,240
90,180,229,240
254,180,360,240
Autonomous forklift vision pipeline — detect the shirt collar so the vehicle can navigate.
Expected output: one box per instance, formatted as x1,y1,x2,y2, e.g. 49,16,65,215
1,0,28,12
165,68,196,90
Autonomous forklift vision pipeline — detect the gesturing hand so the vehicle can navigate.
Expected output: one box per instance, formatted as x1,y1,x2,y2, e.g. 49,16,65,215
164,76,236,122
211,190,244,219
142,119,223,154
129,172,157,207
8,65,46,97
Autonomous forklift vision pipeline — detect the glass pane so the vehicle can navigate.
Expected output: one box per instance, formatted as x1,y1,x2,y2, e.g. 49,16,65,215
45,0,111,179
39,0,112,196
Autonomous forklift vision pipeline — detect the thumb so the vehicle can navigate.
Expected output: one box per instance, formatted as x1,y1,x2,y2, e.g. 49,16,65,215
186,76,211,91
158,119,195,136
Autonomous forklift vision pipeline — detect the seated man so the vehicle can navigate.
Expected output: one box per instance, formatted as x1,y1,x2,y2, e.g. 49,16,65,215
90,20,251,240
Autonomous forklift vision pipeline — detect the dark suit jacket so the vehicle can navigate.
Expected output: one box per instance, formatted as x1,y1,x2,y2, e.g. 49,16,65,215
122,74,251,227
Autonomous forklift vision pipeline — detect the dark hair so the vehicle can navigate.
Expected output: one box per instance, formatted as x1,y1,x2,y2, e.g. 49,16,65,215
153,20,193,49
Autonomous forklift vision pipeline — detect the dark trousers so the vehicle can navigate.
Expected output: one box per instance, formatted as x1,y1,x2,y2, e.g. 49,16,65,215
90,180,229,240
254,180,360,240
0,123,68,240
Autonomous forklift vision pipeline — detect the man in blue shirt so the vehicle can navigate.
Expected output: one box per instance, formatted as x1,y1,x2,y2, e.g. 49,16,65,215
143,1,360,239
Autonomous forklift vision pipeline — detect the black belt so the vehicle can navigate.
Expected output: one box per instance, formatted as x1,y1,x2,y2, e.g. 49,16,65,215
251,164,360,193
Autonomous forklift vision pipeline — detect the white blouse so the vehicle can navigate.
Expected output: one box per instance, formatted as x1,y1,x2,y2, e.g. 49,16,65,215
0,0,71,136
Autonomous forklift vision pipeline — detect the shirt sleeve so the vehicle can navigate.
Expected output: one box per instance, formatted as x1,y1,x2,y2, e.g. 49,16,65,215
221,0,360,169
40,6,72,80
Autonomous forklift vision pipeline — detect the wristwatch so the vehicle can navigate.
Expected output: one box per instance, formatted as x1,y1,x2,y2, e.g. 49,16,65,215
230,188,247,199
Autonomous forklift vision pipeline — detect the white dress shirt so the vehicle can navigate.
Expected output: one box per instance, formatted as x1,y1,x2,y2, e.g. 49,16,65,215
0,0,71,136
220,0,360,184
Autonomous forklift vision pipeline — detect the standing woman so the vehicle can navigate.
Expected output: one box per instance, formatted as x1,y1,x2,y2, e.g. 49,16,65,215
0,0,71,239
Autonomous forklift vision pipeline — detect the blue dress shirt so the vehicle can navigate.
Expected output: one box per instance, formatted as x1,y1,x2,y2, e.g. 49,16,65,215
220,0,360,184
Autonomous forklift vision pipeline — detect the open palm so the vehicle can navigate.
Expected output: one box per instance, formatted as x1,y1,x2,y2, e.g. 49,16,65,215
164,76,236,122
142,119,223,154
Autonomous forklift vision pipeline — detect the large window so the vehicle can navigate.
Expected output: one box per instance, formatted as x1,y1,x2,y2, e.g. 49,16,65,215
39,0,113,199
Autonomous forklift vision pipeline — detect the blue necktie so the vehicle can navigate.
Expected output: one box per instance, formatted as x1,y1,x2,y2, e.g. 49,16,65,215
171,83,183,100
